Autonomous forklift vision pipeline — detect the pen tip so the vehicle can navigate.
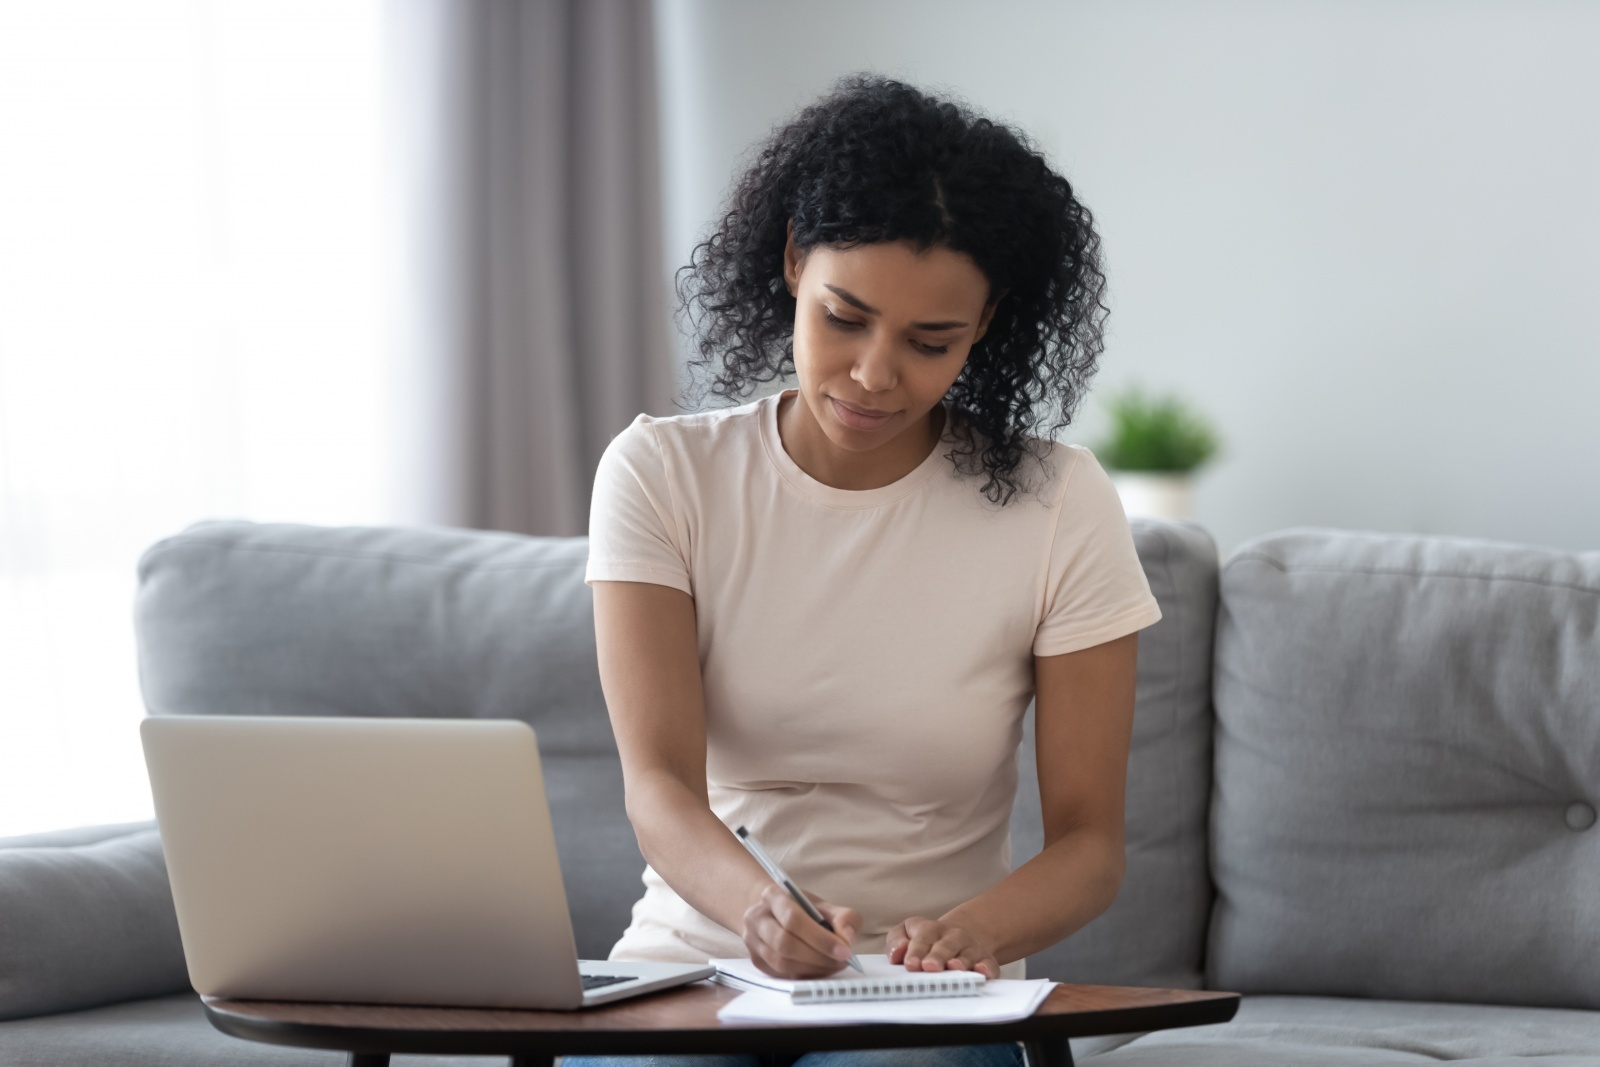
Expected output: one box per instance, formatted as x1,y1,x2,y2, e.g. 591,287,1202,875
848,956,864,973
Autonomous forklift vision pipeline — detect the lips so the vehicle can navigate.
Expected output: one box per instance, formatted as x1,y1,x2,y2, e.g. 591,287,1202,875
829,396,896,429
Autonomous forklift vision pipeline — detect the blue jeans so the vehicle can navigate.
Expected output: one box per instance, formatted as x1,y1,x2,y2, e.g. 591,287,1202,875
561,1043,1025,1067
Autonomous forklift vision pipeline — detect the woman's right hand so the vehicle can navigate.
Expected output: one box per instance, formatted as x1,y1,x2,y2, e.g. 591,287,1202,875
741,883,862,979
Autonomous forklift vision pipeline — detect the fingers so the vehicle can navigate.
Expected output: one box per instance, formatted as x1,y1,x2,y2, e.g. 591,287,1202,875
768,886,853,960
743,900,1004,981
885,921,909,964
742,886,854,978
896,916,1001,979
817,901,863,945
902,917,939,970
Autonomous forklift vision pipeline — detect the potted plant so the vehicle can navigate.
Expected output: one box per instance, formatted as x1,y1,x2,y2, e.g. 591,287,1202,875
1091,383,1222,520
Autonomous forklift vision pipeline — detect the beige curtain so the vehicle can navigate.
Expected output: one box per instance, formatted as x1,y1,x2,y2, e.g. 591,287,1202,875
386,0,678,537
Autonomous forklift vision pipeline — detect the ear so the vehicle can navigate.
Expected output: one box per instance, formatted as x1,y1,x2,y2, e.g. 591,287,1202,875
971,288,1007,345
783,218,804,297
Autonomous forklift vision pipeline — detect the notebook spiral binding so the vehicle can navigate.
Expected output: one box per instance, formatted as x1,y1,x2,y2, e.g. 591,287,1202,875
790,972,986,1003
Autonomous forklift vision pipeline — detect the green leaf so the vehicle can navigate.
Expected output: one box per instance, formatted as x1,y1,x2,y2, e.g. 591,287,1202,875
1093,383,1222,473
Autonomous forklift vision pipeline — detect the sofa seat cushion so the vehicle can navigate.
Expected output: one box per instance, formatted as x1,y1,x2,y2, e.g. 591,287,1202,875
0,993,511,1067
1085,994,1600,1065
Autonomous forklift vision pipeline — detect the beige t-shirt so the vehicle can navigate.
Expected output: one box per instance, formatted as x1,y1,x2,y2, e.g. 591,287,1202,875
583,389,1162,977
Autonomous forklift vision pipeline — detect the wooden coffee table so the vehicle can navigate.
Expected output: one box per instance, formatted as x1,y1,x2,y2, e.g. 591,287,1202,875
203,979,1238,1067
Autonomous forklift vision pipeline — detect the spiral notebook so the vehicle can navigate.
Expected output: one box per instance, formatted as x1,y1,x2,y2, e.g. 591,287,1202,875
711,955,1056,1024
712,954,985,1002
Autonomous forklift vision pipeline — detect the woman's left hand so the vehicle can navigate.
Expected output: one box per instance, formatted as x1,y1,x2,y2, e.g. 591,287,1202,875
885,916,1001,979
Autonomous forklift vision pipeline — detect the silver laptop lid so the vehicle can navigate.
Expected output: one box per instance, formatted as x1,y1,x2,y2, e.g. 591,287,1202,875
140,716,586,1009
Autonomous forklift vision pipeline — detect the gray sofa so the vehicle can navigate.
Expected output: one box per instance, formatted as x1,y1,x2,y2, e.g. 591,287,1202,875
1,516,1596,1066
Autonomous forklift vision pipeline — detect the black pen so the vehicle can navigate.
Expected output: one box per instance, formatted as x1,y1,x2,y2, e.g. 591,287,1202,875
735,825,864,973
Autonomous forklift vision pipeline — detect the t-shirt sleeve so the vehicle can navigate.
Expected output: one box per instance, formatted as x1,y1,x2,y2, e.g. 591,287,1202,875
1032,445,1163,657
584,415,692,596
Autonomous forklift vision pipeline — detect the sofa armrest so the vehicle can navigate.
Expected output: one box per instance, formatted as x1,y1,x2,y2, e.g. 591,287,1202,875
0,819,158,851
0,827,191,1021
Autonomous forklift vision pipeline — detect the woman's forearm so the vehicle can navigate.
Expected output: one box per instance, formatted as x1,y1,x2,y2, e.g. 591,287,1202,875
623,767,772,936
939,826,1124,965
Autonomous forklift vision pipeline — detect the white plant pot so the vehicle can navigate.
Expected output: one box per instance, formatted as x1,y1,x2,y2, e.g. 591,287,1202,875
1109,471,1194,520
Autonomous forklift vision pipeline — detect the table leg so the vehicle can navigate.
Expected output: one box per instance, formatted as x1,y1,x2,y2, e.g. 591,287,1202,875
1021,1038,1074,1067
345,1055,389,1067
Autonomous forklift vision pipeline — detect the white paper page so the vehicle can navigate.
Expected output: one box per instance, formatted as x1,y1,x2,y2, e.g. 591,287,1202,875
716,976,1056,1024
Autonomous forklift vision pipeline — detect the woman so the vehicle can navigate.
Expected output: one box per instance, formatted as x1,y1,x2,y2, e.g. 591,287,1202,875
576,74,1162,1067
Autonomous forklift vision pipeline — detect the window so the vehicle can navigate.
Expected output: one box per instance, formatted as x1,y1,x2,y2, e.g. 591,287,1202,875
0,0,396,836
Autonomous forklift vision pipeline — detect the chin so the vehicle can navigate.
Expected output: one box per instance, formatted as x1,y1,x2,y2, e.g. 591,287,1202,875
825,430,880,452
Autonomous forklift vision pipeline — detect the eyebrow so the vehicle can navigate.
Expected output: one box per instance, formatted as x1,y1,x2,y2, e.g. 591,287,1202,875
822,284,969,331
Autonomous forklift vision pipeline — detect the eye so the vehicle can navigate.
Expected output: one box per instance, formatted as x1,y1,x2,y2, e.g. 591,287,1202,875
825,308,951,355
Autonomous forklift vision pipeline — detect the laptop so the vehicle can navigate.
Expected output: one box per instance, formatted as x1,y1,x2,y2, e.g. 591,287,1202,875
139,715,714,1009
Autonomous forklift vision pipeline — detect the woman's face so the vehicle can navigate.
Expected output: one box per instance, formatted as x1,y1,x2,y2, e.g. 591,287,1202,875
783,227,998,452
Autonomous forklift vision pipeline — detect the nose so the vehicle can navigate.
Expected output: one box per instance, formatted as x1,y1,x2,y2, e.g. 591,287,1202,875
850,332,898,394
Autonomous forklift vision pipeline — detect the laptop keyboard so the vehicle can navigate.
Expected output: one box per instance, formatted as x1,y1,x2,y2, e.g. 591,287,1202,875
582,974,633,991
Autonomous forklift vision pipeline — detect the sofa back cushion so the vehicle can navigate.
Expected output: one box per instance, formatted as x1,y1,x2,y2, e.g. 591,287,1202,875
1012,518,1219,988
135,520,642,959
1207,528,1600,1010
137,516,1224,986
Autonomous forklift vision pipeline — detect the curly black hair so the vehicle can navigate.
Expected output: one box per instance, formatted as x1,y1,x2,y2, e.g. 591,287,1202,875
674,73,1111,506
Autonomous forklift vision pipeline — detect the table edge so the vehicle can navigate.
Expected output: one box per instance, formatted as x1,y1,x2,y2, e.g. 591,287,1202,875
201,989,1242,1057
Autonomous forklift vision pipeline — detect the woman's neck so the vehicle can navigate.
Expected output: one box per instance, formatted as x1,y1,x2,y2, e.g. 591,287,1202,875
776,389,945,491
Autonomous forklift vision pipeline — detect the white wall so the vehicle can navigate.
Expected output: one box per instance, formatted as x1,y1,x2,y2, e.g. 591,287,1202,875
654,0,1600,558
